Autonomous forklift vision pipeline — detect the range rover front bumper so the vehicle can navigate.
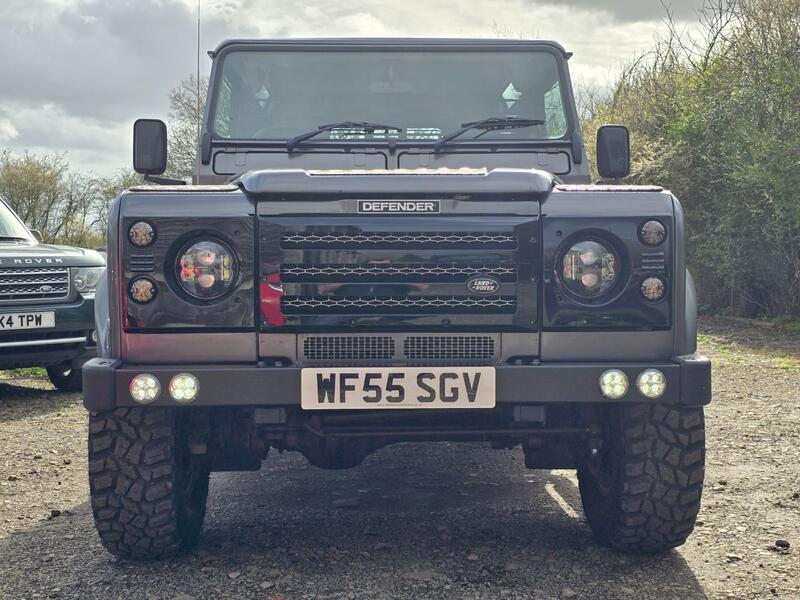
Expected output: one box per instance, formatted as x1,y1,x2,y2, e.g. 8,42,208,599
82,354,711,411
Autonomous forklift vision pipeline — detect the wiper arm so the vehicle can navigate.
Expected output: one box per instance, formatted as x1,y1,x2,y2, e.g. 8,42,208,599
287,121,403,152
433,116,545,152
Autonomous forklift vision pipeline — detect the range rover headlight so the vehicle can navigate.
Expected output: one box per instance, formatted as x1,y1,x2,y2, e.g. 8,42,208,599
560,240,619,298
72,267,105,294
176,239,237,299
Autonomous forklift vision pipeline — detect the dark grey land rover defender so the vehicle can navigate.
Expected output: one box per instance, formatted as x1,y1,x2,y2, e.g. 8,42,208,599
84,39,711,559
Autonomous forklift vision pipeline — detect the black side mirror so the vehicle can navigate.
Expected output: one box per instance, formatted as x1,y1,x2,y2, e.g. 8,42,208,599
29,228,43,242
596,125,630,179
133,119,168,175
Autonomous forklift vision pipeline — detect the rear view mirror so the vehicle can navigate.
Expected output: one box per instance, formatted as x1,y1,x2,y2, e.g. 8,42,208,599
133,119,167,175
29,228,43,242
596,125,630,179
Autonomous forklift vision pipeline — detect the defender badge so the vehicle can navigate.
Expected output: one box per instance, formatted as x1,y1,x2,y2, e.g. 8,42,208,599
467,276,501,295
358,200,440,214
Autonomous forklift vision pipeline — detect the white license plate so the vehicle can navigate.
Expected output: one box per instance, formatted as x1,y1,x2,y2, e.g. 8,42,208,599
301,367,495,410
0,312,55,330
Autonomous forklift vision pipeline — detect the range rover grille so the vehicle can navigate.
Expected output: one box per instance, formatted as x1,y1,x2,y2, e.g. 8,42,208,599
281,231,516,249
404,336,495,360
280,262,517,283
0,268,70,303
282,295,517,315
303,336,395,360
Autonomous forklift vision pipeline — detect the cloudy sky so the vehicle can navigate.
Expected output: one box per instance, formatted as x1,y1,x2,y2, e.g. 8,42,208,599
0,0,705,175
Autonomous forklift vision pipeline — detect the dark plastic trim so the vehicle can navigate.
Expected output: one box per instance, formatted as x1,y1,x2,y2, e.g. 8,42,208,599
82,354,712,411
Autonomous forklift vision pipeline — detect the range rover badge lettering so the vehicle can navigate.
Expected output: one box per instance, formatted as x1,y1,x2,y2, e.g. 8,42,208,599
358,200,440,214
467,276,501,295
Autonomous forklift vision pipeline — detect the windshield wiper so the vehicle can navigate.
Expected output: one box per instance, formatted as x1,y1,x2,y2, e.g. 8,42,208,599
287,121,403,152
433,117,545,152
0,236,31,243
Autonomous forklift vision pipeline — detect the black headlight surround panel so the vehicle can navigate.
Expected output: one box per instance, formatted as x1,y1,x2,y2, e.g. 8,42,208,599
543,215,672,330
122,215,255,331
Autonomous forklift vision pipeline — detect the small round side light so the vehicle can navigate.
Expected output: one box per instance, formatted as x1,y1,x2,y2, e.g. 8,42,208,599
128,221,156,247
129,277,157,304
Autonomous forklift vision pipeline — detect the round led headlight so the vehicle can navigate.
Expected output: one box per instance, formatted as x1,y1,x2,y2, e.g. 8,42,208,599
599,369,629,400
128,221,156,247
641,276,666,301
639,220,666,247
561,240,619,298
168,373,199,403
130,374,160,404
637,369,667,399
176,240,237,300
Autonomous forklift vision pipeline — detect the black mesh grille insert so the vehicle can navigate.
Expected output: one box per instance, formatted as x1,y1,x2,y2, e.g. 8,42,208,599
280,263,517,283
282,295,517,314
404,336,496,361
304,336,395,360
281,231,516,249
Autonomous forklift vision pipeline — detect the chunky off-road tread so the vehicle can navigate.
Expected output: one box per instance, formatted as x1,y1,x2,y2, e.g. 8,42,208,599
88,408,209,559
578,403,705,552
46,364,82,392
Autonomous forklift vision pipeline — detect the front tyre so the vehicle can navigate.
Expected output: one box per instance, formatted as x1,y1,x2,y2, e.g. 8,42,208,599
577,403,705,552
88,407,210,559
46,362,82,392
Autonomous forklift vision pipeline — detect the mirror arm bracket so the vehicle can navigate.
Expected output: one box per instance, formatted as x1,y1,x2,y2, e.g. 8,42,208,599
571,131,583,164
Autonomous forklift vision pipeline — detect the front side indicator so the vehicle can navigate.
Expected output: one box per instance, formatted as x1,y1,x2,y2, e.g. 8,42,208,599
128,221,156,247
639,220,666,246
168,373,199,403
637,369,667,399
641,276,666,301
130,374,160,404
129,277,157,304
599,369,628,399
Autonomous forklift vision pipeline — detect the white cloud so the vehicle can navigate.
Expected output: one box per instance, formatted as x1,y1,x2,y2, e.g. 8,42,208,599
0,0,704,175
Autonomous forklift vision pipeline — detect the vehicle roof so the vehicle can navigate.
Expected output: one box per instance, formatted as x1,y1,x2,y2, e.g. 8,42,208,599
211,38,571,58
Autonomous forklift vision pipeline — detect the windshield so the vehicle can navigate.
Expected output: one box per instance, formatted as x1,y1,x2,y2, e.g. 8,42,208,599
0,202,33,242
211,49,569,143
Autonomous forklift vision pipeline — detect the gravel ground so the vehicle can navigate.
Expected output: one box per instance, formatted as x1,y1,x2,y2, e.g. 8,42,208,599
0,317,797,600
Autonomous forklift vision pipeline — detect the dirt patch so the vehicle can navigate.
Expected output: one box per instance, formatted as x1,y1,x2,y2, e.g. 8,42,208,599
0,317,797,599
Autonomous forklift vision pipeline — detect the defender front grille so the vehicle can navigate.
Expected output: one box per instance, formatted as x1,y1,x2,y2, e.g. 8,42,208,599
303,336,395,360
404,335,496,360
0,268,70,303
280,263,517,283
281,231,516,249
282,295,517,314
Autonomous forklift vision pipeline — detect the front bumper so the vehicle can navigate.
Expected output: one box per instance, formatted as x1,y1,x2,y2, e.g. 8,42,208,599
83,354,711,411
0,296,96,369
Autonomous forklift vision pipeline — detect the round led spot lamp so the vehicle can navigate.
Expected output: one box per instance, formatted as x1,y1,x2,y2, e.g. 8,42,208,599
637,369,667,399
169,373,199,403
130,374,160,404
599,369,629,400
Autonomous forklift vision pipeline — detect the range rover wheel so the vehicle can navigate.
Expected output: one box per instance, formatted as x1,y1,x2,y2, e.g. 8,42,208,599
88,407,210,559
577,403,705,553
46,362,82,392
